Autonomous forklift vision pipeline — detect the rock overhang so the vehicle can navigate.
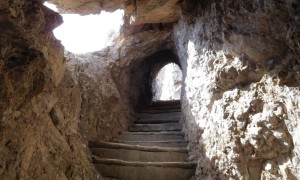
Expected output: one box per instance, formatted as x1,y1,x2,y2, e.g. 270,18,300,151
47,0,182,25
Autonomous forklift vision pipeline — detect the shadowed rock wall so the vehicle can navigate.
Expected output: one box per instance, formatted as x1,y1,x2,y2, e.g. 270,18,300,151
173,0,300,179
110,30,177,111
0,1,99,179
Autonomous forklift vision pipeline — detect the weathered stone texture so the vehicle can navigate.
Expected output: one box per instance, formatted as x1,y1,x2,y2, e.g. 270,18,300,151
48,0,102,14
58,29,176,143
110,30,176,110
173,0,300,179
49,0,122,14
49,0,181,25
64,49,129,141
0,1,99,179
1,0,300,179
128,0,180,25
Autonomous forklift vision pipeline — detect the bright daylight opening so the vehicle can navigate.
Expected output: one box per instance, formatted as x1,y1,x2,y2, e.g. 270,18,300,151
44,2,124,54
152,63,182,101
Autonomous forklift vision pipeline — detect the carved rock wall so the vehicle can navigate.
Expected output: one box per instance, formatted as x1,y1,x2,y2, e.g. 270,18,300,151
64,48,129,141
61,29,175,140
173,0,300,179
0,1,99,179
110,30,176,111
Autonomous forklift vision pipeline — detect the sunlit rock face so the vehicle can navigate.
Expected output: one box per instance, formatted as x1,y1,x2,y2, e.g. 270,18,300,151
48,0,181,25
47,0,116,15
173,0,300,179
152,63,182,101
128,0,180,25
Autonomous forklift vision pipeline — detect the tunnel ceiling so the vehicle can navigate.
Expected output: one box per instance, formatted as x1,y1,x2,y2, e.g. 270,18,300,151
48,0,184,25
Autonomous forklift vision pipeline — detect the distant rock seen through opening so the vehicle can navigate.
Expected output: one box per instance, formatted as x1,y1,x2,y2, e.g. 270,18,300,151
152,63,182,101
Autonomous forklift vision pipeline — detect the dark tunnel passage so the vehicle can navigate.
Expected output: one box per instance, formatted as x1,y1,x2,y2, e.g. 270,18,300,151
128,49,181,112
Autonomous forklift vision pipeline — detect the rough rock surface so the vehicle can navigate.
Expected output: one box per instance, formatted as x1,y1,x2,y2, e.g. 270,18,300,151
49,0,181,25
173,0,300,179
128,0,180,25
64,50,128,141
48,0,119,15
0,5,178,176
109,30,177,110
1,0,300,179
61,29,176,141
0,1,99,179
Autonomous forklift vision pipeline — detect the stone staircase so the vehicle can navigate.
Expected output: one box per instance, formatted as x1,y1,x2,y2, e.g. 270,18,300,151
89,100,196,180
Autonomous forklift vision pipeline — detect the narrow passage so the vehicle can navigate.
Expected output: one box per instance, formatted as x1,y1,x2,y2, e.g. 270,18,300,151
89,100,196,180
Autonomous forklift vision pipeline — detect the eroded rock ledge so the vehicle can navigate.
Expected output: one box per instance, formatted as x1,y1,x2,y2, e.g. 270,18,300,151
48,0,188,25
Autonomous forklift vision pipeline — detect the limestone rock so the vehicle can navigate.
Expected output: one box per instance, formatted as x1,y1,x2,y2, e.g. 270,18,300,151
64,50,129,141
48,0,181,25
128,0,180,25
173,0,300,179
0,1,99,179
48,0,102,15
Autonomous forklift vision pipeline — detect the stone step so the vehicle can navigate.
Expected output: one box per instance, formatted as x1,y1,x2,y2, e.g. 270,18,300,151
88,100,196,179
150,100,181,107
89,141,188,162
136,112,181,119
91,148,188,162
141,109,181,114
129,123,182,132
113,140,189,148
145,105,180,110
119,131,185,141
89,141,187,151
134,118,179,124
93,158,196,180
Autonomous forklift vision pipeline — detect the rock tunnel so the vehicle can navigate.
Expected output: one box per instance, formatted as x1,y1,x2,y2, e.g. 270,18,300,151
127,49,181,112
1,0,300,179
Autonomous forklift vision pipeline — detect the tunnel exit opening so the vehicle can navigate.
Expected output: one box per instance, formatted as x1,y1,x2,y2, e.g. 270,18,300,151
43,2,124,54
152,63,182,101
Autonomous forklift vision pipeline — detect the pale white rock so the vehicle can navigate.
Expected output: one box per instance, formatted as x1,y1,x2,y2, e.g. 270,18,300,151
173,1,300,179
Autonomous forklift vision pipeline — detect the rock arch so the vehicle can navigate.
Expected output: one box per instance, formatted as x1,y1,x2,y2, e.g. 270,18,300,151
127,49,181,112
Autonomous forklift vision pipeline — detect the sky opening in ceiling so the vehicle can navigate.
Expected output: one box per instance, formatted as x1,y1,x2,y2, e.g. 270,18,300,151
44,2,124,54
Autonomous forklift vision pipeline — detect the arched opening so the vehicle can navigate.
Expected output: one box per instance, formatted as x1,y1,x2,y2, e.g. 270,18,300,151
124,49,181,112
152,63,182,101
